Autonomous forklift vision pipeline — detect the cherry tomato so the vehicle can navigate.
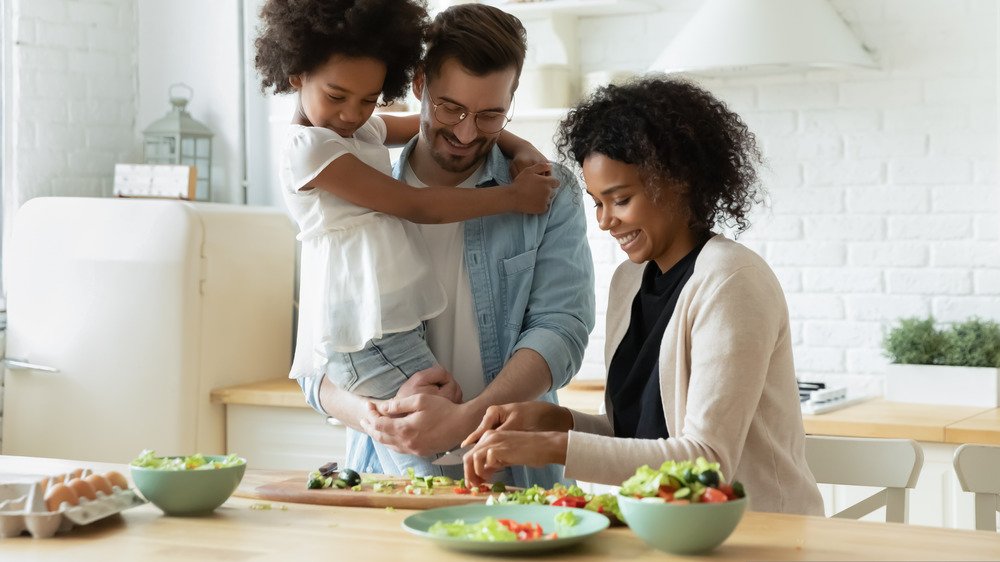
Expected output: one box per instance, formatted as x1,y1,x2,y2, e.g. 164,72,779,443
702,487,729,503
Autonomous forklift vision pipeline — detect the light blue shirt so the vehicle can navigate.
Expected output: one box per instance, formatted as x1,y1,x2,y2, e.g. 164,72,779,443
301,139,596,488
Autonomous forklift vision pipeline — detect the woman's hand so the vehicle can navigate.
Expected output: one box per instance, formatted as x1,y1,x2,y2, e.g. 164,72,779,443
463,430,569,487
395,364,463,404
461,401,573,447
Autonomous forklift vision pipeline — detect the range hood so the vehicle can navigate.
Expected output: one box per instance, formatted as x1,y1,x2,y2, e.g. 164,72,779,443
649,0,877,76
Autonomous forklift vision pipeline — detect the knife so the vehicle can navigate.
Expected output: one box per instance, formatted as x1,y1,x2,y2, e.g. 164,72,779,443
432,444,473,466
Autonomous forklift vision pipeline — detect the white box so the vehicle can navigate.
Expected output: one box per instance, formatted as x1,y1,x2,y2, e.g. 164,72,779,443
885,364,1000,408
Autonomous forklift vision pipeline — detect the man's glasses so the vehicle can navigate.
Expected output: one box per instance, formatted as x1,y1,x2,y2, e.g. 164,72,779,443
430,99,512,135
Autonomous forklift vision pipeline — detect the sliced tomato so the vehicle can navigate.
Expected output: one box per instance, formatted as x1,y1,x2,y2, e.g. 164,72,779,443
656,484,676,501
478,484,492,493
453,486,471,494
717,484,736,500
551,495,587,508
701,487,728,503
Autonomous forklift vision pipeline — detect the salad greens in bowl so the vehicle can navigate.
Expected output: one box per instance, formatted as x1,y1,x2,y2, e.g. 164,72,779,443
618,457,747,555
129,450,246,515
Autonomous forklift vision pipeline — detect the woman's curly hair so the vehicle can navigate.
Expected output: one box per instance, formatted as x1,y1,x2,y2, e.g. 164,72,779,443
254,0,428,102
556,76,764,234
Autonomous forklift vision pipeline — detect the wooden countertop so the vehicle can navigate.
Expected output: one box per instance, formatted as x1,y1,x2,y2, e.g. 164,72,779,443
5,455,1000,561
801,399,1000,445
212,380,1000,445
211,378,607,415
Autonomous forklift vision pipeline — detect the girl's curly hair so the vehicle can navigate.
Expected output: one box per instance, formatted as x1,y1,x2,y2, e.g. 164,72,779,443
555,76,764,234
254,0,428,102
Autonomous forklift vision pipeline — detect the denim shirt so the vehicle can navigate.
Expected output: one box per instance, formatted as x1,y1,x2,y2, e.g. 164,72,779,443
301,139,596,488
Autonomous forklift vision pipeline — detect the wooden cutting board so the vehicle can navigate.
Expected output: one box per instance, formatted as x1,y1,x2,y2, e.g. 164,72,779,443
233,469,497,509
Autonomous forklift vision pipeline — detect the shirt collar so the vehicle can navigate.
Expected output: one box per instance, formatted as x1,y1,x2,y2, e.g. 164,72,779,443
392,136,510,187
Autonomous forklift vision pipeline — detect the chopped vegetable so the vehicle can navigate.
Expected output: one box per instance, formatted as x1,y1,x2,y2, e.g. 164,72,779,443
429,517,557,542
554,510,579,528
130,450,244,471
620,457,745,504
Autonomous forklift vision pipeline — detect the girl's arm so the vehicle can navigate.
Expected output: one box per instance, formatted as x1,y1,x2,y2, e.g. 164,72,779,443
304,153,557,224
379,113,420,147
378,114,549,174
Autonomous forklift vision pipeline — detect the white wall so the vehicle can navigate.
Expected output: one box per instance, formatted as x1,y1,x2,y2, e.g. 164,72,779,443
136,0,244,203
567,0,999,392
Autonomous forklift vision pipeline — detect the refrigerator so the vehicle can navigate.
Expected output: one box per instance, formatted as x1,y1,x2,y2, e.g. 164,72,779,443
2,197,297,463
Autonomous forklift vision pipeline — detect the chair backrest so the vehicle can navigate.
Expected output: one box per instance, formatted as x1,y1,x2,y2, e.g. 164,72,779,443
805,435,923,523
953,443,1000,532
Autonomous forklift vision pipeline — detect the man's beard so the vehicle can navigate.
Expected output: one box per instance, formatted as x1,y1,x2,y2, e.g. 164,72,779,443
429,129,494,174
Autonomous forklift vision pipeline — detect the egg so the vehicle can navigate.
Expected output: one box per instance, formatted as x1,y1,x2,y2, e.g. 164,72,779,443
66,477,97,501
85,474,113,496
50,474,66,485
44,483,80,512
103,470,129,491
69,468,85,479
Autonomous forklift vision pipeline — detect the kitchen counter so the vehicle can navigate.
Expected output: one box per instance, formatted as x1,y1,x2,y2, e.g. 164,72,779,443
211,378,607,415
4,455,1000,561
212,380,1000,445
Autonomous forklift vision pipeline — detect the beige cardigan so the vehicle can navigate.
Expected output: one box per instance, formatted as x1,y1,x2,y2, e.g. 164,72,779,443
566,235,824,516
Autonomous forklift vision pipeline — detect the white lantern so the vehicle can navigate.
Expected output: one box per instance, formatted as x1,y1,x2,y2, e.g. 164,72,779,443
143,83,214,201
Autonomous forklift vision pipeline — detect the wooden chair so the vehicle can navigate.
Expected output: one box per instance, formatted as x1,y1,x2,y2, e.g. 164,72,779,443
953,443,1000,531
805,435,923,523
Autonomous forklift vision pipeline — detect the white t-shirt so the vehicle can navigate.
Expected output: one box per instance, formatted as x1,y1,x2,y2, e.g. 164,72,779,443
281,116,446,379
402,163,486,400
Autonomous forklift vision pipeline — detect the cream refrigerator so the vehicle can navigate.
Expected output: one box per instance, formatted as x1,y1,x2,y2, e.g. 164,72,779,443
2,197,297,463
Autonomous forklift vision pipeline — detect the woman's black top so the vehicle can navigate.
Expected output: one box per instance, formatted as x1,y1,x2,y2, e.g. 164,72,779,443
606,241,707,439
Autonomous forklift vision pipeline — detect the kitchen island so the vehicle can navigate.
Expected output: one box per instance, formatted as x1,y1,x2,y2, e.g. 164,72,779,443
3,455,999,561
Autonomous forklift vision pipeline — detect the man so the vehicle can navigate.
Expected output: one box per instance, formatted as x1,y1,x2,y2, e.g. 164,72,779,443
299,4,595,488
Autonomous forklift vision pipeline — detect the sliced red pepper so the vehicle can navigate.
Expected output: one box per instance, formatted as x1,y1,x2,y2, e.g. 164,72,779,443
453,486,470,494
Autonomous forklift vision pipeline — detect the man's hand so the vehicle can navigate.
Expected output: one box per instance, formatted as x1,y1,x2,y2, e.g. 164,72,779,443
360,394,479,457
462,430,568,487
461,401,573,447
396,364,463,403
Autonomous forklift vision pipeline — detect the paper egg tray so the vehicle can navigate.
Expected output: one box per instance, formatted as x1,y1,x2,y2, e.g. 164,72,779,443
0,474,146,539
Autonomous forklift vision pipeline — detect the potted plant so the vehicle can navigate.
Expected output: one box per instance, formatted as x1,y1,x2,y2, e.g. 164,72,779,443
883,317,1000,408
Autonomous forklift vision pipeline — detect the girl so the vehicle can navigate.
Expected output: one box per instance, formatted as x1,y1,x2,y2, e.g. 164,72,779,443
254,0,558,476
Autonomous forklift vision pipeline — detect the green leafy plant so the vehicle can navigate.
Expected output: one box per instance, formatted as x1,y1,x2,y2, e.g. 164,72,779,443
883,316,1000,368
941,318,1000,368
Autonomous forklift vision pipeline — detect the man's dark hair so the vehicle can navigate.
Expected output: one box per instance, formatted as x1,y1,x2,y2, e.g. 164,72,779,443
254,0,428,102
557,76,765,234
423,3,527,91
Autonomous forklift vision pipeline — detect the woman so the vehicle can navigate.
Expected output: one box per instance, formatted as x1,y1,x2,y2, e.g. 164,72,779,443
460,76,824,515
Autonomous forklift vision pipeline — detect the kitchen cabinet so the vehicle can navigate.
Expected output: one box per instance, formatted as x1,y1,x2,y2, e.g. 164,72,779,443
211,381,346,471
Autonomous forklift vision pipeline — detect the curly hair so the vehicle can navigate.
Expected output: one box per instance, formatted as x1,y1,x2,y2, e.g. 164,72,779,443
555,76,764,234
254,0,428,102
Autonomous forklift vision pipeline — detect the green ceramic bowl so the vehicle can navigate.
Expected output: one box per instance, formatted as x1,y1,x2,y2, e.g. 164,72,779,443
130,456,246,516
617,494,747,555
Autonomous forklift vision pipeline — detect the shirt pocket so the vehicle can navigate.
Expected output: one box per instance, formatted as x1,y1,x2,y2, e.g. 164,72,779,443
499,249,537,331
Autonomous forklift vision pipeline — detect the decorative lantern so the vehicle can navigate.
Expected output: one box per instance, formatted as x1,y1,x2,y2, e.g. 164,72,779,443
143,83,214,201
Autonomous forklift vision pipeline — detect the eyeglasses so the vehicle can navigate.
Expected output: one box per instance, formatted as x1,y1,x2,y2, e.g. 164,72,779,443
430,99,512,135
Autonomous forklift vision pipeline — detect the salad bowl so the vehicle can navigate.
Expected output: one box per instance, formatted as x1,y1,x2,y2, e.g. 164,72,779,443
129,451,246,515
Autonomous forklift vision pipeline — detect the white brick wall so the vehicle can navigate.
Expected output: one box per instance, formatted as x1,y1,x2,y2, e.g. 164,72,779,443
1,0,138,450
571,0,999,394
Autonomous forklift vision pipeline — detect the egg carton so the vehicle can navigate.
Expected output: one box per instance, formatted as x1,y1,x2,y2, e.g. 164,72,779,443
0,473,146,539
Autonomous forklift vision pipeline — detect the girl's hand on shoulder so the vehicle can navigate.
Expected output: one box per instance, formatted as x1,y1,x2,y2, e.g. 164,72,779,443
508,145,550,179
463,430,568,487
508,163,560,214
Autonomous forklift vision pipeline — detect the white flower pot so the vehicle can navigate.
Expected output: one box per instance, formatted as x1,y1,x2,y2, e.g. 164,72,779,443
885,364,1000,408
